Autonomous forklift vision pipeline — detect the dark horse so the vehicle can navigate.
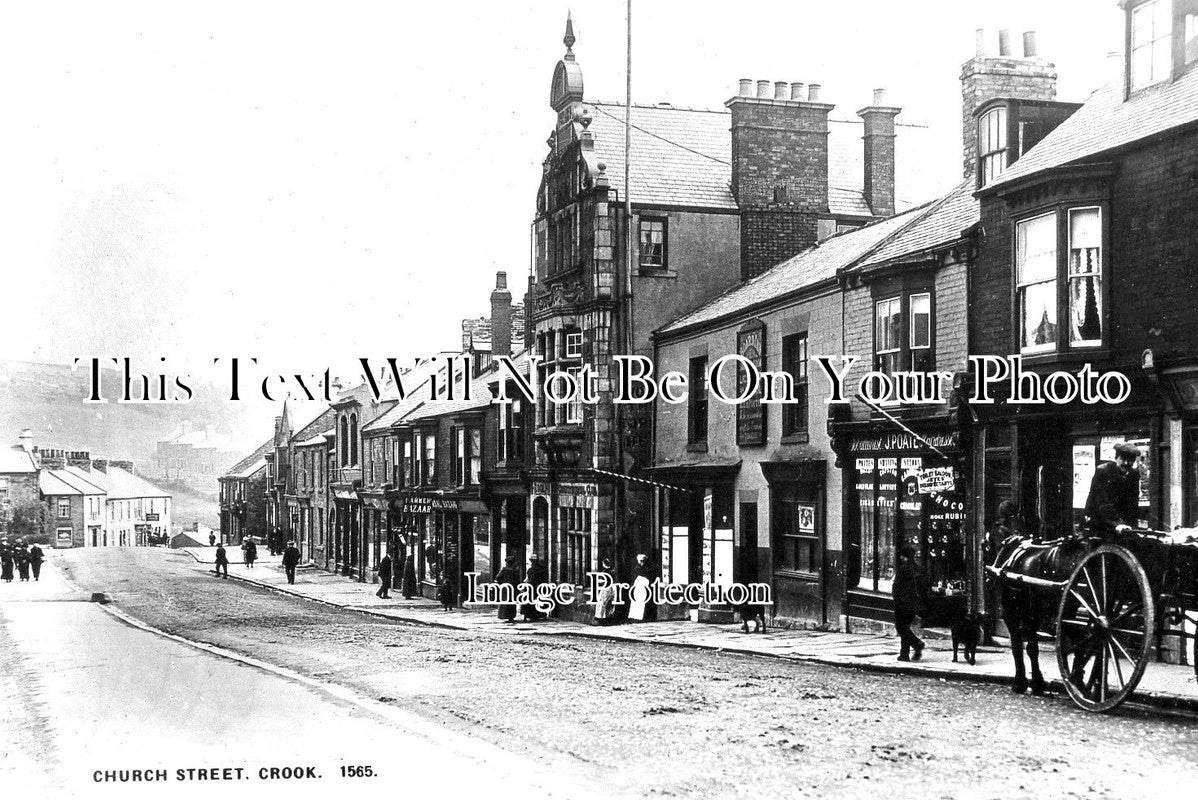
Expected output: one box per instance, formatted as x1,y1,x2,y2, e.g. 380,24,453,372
989,535,1088,695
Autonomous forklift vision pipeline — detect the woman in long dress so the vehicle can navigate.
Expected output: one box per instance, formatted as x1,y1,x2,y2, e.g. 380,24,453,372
1,541,13,582
628,553,655,622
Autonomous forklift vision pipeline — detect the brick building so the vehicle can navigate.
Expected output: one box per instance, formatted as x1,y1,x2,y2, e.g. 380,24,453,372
219,438,271,546
969,1,1198,557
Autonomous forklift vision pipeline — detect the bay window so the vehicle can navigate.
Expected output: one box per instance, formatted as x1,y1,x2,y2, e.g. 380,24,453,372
1016,206,1105,355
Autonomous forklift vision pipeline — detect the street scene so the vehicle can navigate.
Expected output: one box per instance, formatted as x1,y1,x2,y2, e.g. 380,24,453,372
3,0,1198,796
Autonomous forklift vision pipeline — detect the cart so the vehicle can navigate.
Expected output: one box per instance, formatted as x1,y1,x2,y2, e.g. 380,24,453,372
988,527,1198,712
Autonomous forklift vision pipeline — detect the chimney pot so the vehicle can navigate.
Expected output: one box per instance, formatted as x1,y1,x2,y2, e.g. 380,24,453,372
872,88,887,106
739,78,753,97
998,29,1011,56
975,28,987,57
790,82,804,100
774,81,788,100
807,83,821,102
1022,31,1037,58
496,271,507,290
756,80,770,98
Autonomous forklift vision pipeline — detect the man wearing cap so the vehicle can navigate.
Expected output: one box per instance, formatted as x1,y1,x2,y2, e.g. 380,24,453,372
1083,442,1143,535
282,539,301,584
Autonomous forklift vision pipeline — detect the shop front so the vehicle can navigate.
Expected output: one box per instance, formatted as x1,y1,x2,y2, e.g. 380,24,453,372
760,459,832,625
394,493,490,602
843,429,969,630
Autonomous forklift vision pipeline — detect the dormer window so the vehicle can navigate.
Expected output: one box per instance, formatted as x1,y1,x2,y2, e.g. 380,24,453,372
1131,0,1173,89
978,105,1008,187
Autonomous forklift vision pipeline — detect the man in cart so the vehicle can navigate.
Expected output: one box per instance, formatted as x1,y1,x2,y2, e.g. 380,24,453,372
1082,442,1142,535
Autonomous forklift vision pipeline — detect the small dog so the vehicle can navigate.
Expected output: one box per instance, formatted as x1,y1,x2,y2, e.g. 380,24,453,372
951,611,983,665
736,603,768,634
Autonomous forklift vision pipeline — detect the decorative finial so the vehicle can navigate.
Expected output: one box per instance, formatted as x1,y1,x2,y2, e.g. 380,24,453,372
563,12,576,57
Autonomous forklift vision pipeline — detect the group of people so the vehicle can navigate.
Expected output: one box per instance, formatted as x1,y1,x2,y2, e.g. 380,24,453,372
0,539,44,583
211,536,302,583
371,545,420,601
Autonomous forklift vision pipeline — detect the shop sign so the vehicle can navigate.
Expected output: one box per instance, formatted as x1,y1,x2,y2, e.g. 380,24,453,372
56,528,73,545
797,504,815,533
917,466,955,494
848,431,957,453
145,513,160,521
531,481,552,496
399,496,460,514
736,322,766,447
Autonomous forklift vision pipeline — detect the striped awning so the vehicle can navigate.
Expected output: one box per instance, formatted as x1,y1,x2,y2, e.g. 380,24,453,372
589,467,694,493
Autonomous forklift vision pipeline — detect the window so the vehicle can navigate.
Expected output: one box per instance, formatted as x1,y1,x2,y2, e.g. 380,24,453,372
638,217,667,270
349,415,358,466
1068,208,1104,346
978,106,1008,186
58,498,70,519
688,356,708,445
782,333,809,437
1131,0,1172,89
1017,212,1059,352
910,292,932,371
498,398,524,463
1016,206,1106,354
402,439,412,486
0,478,7,501
565,331,583,359
875,297,902,374
340,417,349,466
566,368,583,424
777,498,818,574
452,427,480,487
423,432,436,485
558,506,592,585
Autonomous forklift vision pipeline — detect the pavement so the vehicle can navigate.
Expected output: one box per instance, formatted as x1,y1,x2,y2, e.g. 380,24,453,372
181,546,1198,712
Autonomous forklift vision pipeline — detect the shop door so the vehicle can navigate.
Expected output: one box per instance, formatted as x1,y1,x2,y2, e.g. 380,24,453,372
739,503,759,585
459,513,475,601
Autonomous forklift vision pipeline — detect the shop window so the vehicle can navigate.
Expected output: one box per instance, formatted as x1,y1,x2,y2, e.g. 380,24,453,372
782,332,808,438
978,105,1008,187
1016,206,1105,354
638,217,667,271
688,356,708,445
1131,0,1173,89
558,507,592,585
776,497,818,574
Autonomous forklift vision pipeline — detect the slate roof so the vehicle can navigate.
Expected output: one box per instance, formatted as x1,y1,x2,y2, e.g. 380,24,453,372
229,458,266,479
985,69,1198,191
657,202,932,336
64,465,169,499
39,470,82,496
46,468,105,495
221,437,274,478
855,179,978,270
0,446,37,474
586,103,941,213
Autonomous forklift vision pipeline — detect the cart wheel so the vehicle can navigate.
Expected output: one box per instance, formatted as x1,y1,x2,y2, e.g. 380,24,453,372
1055,544,1154,712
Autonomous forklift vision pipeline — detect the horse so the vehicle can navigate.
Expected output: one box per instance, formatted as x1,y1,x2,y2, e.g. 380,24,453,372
988,535,1088,695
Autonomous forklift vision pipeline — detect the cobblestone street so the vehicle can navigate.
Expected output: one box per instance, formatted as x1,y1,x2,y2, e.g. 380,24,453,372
29,549,1198,799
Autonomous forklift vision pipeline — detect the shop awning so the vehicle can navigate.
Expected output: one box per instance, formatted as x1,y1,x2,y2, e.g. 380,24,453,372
638,458,742,485
589,467,696,493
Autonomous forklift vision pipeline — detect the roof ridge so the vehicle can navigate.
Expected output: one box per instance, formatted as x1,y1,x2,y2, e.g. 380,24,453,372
834,188,961,273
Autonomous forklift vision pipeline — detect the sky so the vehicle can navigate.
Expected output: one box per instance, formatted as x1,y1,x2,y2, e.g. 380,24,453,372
0,0,1125,397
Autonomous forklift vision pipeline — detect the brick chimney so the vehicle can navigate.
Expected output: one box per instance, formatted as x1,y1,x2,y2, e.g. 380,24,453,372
727,79,834,281
858,88,901,218
490,271,512,359
67,451,91,470
93,459,108,473
961,28,1057,179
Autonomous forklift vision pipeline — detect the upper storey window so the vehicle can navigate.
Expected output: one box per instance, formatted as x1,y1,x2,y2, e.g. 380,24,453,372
1132,0,1173,89
978,106,1008,187
638,217,667,272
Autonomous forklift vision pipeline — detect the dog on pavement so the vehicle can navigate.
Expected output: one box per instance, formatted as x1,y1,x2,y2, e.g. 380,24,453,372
951,610,983,665
736,603,768,634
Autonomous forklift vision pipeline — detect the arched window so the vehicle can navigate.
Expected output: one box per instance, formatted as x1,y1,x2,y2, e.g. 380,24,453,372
340,417,349,466
350,415,358,466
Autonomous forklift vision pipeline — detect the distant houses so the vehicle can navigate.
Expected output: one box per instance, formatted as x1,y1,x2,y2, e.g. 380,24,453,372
2,428,173,548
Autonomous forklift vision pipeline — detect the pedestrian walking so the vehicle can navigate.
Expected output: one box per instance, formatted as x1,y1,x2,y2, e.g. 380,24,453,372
208,532,216,547
593,559,617,626
29,543,43,581
893,544,926,662
374,550,393,599
282,539,300,584
242,537,258,568
1,539,13,582
214,543,229,578
521,554,549,621
14,543,31,582
438,556,459,611
495,555,521,622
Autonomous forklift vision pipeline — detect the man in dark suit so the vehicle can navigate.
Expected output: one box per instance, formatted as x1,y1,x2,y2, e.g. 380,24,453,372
214,543,229,578
1084,442,1142,534
374,549,393,599
282,539,301,584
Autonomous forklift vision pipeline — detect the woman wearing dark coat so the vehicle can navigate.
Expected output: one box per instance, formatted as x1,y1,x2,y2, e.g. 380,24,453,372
401,548,418,599
521,555,550,621
494,556,521,622
893,545,927,662
242,538,258,568
438,556,459,611
1,542,13,582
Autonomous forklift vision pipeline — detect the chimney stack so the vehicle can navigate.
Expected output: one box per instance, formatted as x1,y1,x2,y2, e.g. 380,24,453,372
858,88,901,218
960,27,1057,179
490,271,513,359
727,78,835,281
